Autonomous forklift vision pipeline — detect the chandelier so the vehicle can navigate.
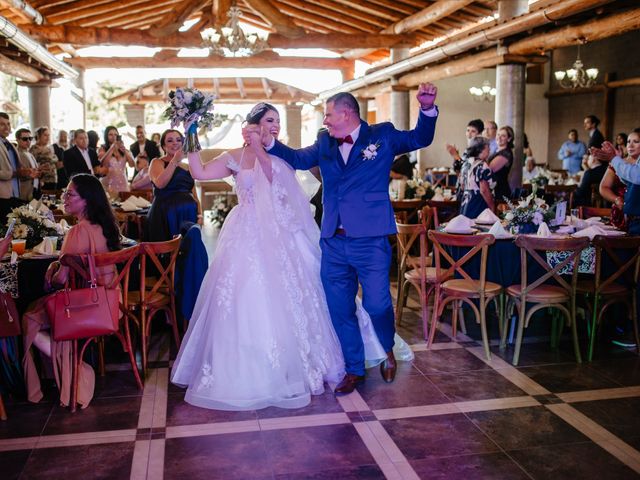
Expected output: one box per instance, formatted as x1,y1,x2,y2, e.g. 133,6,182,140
554,45,598,89
200,6,269,58
468,80,496,102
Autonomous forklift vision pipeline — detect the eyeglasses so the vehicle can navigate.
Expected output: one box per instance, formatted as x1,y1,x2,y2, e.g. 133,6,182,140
62,190,80,198
19,136,33,141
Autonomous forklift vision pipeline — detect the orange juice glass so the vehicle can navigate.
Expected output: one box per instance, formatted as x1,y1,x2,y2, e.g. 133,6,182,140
11,239,26,255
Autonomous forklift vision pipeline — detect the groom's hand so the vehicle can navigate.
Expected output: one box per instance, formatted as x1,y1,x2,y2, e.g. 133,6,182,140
417,83,437,110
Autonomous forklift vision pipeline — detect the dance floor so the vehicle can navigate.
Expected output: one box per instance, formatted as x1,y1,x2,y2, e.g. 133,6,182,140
2,224,640,479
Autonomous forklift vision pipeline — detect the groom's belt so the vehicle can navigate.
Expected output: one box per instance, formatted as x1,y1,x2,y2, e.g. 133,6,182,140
335,228,347,236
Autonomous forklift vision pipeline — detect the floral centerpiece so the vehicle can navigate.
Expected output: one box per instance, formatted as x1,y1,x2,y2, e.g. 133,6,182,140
162,87,219,153
502,186,555,234
405,176,435,200
211,195,237,228
3,205,62,248
531,173,549,189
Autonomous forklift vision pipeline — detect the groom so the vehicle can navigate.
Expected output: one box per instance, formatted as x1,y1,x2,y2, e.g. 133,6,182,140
251,83,438,394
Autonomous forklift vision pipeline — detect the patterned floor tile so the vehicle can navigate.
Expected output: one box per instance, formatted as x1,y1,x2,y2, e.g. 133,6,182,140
165,393,258,427
382,414,500,460
164,431,272,480
571,397,640,445
274,464,385,479
410,452,530,480
93,369,144,399
425,370,527,402
491,343,576,367
466,405,589,451
257,390,344,419
516,364,621,393
588,357,640,387
412,348,494,374
0,402,52,440
356,371,450,409
20,442,134,480
0,449,31,480
263,424,375,476
508,441,638,480
42,397,141,436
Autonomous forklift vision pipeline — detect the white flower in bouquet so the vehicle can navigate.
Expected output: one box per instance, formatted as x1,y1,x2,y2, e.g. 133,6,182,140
415,186,426,197
532,211,544,225
14,224,29,239
505,212,514,221
163,87,220,153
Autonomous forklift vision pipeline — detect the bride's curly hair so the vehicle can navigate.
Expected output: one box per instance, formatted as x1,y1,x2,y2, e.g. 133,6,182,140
246,102,277,125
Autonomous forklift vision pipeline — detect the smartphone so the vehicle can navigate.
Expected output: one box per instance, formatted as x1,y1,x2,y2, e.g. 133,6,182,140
4,218,16,238
116,135,122,142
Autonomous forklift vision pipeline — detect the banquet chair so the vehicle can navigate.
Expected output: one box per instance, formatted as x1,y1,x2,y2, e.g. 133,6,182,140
395,212,440,338
53,214,77,226
577,235,640,361
427,199,459,225
60,245,143,412
428,231,500,359
120,190,153,202
578,206,610,219
504,236,589,366
128,236,181,374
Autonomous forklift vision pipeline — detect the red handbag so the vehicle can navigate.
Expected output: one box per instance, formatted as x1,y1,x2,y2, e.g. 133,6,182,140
45,252,120,342
0,292,20,337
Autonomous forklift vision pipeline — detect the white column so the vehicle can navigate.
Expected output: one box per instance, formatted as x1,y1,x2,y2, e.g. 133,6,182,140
390,47,410,131
27,84,51,130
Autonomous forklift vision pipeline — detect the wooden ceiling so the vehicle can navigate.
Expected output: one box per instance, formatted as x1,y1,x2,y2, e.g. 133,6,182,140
1,0,498,66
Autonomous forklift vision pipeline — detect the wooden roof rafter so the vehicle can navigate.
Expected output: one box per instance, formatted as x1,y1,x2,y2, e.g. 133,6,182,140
76,0,184,29
272,0,380,33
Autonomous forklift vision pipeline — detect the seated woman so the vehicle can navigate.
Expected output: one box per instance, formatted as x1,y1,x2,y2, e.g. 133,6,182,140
573,153,608,207
460,136,495,218
599,130,640,231
130,157,153,191
22,174,121,408
487,126,514,201
522,157,541,183
98,126,135,197
145,129,202,241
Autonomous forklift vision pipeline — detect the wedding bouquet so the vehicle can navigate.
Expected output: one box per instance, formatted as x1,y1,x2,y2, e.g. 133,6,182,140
405,176,435,200
502,186,555,234
163,87,217,153
4,205,62,248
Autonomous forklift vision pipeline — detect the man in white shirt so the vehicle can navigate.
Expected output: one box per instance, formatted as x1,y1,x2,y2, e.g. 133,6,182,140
63,129,106,178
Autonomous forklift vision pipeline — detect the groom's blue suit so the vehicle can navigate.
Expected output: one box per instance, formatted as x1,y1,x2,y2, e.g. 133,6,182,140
271,110,438,375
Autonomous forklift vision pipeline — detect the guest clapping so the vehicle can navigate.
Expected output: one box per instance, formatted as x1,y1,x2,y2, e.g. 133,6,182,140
459,136,495,218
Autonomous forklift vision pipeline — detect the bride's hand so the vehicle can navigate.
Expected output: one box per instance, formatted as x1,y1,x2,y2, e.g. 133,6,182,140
242,125,260,145
247,129,263,151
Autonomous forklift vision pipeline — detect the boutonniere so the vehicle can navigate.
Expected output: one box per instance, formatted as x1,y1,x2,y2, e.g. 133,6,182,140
362,141,381,160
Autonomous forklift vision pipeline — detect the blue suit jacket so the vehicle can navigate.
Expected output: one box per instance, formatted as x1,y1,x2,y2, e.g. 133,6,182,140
271,111,437,238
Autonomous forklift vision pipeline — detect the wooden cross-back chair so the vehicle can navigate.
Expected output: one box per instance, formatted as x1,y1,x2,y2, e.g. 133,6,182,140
428,231,500,359
504,236,589,366
578,206,611,219
577,235,640,361
60,245,143,412
128,236,181,373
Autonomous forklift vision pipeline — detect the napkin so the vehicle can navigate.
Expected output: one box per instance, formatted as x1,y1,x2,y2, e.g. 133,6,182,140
57,218,70,233
555,225,575,234
572,225,607,240
487,221,512,239
565,178,577,186
476,208,500,224
536,222,551,237
120,198,140,212
444,215,474,233
33,237,55,255
10,251,17,264
431,193,445,201
128,195,151,208
585,216,602,224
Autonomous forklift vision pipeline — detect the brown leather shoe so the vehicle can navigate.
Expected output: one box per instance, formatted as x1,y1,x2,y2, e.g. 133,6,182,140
334,373,365,395
380,351,397,383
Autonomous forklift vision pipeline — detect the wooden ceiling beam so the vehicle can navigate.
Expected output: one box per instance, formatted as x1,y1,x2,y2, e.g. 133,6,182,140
150,0,209,37
367,0,414,16
265,4,366,34
327,0,402,22
243,0,305,38
65,54,353,70
80,2,179,28
46,0,175,24
274,0,379,33
122,94,307,104
114,12,173,30
213,0,231,26
23,25,411,48
0,52,45,82
288,0,397,28
37,0,93,16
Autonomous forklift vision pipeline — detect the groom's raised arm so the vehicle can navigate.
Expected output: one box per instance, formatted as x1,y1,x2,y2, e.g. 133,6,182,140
268,139,320,171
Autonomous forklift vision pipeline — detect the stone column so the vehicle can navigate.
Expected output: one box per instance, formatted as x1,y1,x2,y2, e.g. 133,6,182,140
357,97,369,122
27,83,51,131
74,67,87,129
495,0,529,191
285,103,302,148
124,104,145,128
390,47,411,131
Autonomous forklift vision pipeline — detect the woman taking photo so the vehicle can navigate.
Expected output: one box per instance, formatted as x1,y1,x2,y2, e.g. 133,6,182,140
98,126,135,196
460,136,495,218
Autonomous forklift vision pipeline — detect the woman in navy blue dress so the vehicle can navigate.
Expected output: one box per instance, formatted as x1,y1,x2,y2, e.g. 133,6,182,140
146,129,201,241
460,136,495,219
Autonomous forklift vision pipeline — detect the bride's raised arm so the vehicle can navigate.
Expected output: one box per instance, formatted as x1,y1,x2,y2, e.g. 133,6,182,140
247,129,273,183
187,151,233,180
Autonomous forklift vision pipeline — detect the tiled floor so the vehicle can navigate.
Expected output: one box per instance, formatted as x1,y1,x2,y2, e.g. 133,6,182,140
2,228,640,478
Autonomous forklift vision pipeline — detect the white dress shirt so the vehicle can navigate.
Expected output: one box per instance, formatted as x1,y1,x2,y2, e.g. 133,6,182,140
80,148,94,174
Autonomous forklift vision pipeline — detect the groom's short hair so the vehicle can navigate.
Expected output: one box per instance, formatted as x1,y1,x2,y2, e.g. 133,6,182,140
326,92,360,117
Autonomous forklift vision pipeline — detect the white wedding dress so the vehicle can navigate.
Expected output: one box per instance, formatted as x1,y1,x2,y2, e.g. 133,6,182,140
171,152,412,411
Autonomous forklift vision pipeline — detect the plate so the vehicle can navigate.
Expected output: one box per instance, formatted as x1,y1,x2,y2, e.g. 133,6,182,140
22,250,60,259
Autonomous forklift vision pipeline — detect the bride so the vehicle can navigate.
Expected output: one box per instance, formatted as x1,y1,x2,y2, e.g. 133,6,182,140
171,103,412,411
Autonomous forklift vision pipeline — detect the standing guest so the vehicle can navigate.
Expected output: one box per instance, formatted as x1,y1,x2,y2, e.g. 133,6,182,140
390,154,414,180
15,128,40,200
68,129,76,149
522,156,541,183
584,114,605,151
557,129,587,175
87,130,99,151
98,126,135,196
53,129,69,189
447,118,484,201
615,132,628,159
594,129,640,233
30,126,58,190
487,125,514,201
573,153,608,207
484,120,498,155
0,112,25,220
22,174,121,409
151,132,161,151
459,136,495,218
146,129,201,241
130,125,160,165
63,129,106,178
